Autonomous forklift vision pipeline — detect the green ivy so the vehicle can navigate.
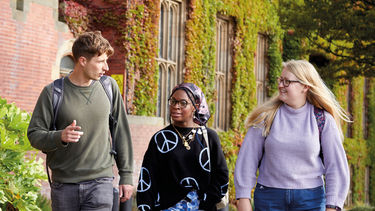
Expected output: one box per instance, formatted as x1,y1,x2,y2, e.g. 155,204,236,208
0,97,46,210
267,34,283,96
123,1,159,115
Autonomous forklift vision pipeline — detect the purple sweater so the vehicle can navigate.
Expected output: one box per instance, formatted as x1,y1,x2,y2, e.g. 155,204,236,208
234,102,349,208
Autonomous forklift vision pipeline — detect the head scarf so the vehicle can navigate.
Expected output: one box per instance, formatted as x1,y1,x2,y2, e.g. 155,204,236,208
170,83,210,126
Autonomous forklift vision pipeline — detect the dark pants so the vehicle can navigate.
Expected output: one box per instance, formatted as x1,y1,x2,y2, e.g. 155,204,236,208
254,183,325,211
51,177,113,211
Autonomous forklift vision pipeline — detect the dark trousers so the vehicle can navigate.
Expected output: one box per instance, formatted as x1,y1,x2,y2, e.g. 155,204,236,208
51,177,114,211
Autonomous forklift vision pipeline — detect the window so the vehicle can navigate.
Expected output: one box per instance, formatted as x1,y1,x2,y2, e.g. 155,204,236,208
214,15,233,130
156,0,185,121
16,0,24,11
60,55,74,77
254,34,269,105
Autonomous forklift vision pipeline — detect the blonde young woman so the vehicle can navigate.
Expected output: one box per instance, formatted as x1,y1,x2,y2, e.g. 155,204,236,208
234,60,350,211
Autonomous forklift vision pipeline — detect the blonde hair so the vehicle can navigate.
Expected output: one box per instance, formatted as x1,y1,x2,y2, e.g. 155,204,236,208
245,60,351,138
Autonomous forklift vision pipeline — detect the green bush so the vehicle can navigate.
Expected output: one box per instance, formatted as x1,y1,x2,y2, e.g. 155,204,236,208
0,97,46,210
35,194,51,211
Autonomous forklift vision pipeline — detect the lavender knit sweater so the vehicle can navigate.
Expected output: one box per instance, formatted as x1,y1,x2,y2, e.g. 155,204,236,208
234,102,349,208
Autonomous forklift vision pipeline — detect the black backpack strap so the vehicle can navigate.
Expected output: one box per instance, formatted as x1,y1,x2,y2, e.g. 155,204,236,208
313,106,326,165
99,76,113,113
99,76,118,157
52,77,64,131
47,77,64,185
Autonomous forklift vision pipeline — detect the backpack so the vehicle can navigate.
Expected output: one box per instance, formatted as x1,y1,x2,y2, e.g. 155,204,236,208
258,106,326,167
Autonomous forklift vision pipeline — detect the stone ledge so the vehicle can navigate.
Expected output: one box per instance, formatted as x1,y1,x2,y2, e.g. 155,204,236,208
127,115,164,126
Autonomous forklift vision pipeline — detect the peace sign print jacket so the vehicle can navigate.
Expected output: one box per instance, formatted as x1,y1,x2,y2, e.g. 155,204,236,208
136,124,229,211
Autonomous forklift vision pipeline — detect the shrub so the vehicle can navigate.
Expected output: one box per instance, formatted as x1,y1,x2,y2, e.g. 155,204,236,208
0,97,46,210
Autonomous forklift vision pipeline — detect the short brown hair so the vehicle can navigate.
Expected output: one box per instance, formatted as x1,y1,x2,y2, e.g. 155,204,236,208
72,31,114,62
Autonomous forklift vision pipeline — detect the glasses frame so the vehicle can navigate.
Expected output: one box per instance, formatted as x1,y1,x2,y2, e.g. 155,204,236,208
277,77,301,87
168,98,191,108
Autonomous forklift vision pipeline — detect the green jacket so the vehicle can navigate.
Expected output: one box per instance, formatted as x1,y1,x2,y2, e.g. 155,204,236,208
27,77,133,185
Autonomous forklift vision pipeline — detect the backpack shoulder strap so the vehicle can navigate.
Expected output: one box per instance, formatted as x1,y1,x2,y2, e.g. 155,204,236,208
99,75,118,156
313,106,325,138
201,126,211,171
313,106,326,164
52,77,64,131
99,75,113,113
48,77,64,185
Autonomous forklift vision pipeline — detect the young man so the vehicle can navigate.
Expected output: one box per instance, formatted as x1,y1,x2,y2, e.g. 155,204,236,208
28,31,133,210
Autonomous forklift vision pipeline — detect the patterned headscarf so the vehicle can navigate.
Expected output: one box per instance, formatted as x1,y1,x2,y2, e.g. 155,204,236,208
170,83,210,125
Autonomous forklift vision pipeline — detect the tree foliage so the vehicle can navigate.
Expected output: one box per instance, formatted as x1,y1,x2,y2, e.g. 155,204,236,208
279,0,375,78
0,97,46,210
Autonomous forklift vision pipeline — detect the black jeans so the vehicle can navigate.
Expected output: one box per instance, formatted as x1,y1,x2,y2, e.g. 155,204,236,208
51,177,113,211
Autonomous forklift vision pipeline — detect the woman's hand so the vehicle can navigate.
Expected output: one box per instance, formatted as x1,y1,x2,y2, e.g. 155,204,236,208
237,198,252,211
326,209,336,211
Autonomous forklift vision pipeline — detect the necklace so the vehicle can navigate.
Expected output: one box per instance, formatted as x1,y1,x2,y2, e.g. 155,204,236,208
172,124,197,150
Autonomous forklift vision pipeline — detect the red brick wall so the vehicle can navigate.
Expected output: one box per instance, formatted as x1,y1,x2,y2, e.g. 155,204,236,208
0,0,73,112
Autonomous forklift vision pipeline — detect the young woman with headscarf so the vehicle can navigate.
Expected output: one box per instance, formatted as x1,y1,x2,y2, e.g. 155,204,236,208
136,83,229,211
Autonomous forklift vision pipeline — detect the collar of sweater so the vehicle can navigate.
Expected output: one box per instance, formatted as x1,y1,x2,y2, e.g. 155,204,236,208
282,102,310,115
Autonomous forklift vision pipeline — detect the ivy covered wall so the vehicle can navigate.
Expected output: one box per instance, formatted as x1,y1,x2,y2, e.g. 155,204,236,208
182,0,283,203
61,0,283,204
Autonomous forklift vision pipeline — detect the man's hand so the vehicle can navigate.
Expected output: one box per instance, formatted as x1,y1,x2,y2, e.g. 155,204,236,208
61,120,83,143
119,184,134,202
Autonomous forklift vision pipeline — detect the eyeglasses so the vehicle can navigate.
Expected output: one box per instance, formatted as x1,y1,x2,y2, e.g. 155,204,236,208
168,98,190,108
277,77,301,87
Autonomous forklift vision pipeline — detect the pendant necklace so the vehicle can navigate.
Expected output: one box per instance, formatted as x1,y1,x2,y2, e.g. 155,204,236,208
172,124,197,150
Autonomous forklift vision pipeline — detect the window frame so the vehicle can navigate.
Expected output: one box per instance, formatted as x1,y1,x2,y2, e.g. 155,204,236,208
213,14,234,131
254,33,269,106
156,0,186,122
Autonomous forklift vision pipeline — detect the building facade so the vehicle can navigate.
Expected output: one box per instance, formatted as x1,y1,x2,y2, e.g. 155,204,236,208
2,0,373,208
